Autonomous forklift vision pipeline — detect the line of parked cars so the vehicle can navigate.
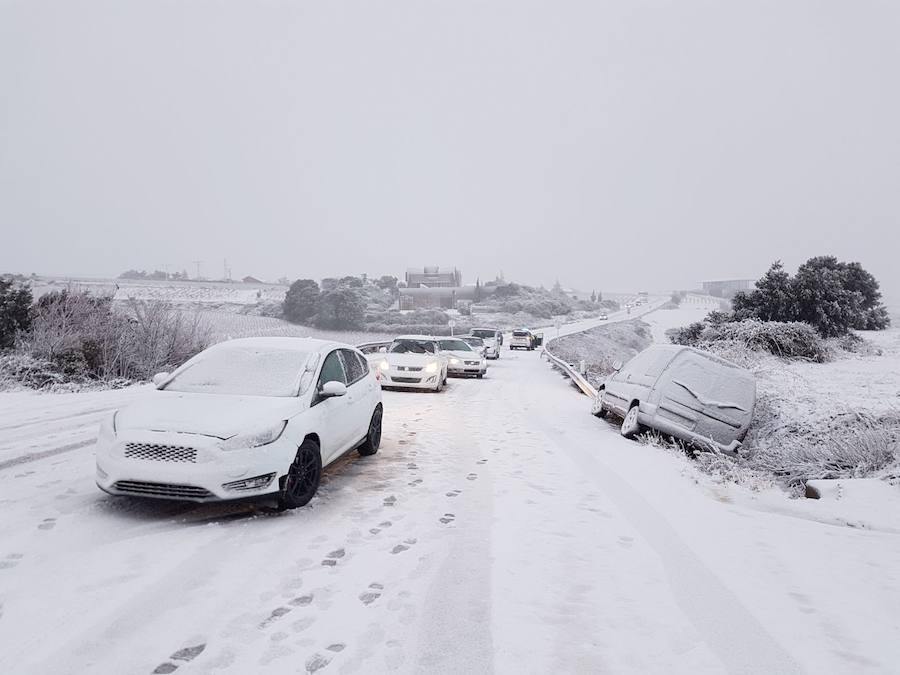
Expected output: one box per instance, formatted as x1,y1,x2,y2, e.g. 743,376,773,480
94,323,550,510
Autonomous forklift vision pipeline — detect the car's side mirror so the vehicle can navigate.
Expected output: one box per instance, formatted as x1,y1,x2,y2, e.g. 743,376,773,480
152,372,169,386
378,346,387,353
319,381,348,398
612,360,623,372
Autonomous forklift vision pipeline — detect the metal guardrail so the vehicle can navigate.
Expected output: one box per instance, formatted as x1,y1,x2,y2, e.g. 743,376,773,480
541,348,598,398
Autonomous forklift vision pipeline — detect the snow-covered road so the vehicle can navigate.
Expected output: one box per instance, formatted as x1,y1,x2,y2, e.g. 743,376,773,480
2,324,899,673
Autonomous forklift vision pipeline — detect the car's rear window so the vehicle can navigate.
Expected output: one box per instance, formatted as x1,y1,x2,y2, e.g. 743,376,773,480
512,331,529,337
163,347,312,397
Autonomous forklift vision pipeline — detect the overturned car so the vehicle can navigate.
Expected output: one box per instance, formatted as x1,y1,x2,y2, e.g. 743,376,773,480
592,344,756,454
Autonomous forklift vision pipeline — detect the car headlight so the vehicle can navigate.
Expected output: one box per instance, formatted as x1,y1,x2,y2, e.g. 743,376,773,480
450,358,460,365
425,362,438,373
97,411,117,447
379,360,390,370
220,421,287,451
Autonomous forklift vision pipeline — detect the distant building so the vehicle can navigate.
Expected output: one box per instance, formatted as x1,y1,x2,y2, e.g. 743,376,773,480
242,275,264,284
405,266,462,289
400,266,465,309
701,279,755,298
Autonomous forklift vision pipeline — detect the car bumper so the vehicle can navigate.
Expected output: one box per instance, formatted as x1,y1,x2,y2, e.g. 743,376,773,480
639,413,744,455
447,363,487,376
95,430,294,502
381,371,441,389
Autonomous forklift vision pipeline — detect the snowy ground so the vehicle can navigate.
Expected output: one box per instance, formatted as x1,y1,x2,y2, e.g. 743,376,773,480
2,302,900,673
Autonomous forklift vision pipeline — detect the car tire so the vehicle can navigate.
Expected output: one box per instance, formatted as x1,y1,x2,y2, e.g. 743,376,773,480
476,373,484,379
357,405,383,456
620,404,643,439
279,438,323,509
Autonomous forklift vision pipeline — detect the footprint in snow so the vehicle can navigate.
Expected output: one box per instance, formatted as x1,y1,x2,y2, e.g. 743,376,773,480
466,473,478,481
476,459,488,465
439,513,455,524
321,549,345,566
289,594,314,607
383,496,396,507
407,462,418,470
305,653,331,673
359,582,383,606
445,490,461,498
327,643,346,653
38,518,56,530
408,478,423,487
0,554,23,570
391,538,417,555
151,644,206,674
259,606,292,628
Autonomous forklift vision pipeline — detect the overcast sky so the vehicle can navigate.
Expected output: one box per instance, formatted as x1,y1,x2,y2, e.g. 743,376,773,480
1,1,898,298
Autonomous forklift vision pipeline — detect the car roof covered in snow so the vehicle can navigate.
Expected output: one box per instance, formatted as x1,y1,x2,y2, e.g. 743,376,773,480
393,334,439,341
207,337,356,354
635,343,748,371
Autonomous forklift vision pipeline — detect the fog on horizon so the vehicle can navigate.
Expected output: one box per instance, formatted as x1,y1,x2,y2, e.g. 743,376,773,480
1,1,898,299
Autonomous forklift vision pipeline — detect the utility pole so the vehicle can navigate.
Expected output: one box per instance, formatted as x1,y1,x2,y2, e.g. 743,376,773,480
192,260,203,280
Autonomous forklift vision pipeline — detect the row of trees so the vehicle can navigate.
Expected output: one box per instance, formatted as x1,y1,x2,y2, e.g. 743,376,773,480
730,257,889,337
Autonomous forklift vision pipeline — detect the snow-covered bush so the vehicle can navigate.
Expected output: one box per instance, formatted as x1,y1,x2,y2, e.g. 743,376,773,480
17,291,210,386
668,319,828,362
0,352,67,390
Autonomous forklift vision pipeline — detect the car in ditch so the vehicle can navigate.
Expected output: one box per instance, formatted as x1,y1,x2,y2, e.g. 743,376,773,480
373,335,449,392
468,327,502,359
439,337,488,378
592,344,756,454
95,337,383,509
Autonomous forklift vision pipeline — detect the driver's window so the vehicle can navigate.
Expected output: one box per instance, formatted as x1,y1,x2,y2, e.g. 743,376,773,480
317,351,347,390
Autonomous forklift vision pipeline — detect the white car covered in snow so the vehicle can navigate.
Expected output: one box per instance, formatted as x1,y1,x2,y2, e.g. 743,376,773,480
374,335,449,391
95,337,383,509
439,338,488,378
468,327,502,359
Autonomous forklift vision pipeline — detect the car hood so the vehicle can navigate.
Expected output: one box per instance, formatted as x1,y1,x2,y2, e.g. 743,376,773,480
116,392,303,439
444,350,480,360
383,353,442,367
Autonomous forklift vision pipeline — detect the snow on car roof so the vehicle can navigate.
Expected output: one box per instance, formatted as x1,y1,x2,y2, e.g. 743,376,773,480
209,336,352,353
393,334,438,341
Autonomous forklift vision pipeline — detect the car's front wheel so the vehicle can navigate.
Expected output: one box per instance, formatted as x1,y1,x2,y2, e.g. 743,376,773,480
279,438,323,509
620,404,643,439
357,406,383,456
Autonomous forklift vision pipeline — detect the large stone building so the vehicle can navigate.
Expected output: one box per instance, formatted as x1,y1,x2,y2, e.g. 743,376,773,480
400,266,469,309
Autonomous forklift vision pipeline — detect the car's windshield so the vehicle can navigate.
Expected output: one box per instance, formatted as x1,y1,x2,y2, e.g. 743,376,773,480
390,339,436,354
471,329,495,339
462,337,484,347
162,347,312,397
439,339,473,352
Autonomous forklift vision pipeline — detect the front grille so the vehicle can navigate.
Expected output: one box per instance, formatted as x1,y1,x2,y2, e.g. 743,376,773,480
113,480,213,500
396,366,423,372
124,443,197,463
465,360,480,365
392,377,421,384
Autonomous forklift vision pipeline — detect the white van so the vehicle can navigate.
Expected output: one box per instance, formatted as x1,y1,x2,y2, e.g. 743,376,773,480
593,344,756,453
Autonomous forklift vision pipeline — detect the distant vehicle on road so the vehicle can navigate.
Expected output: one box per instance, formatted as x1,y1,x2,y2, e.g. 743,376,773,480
439,338,488,378
598,313,609,321
593,344,756,454
374,335,449,392
469,327,503,358
509,329,543,350
95,337,383,509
